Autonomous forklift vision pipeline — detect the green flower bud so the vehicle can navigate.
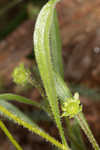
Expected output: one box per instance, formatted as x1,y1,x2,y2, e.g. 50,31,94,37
62,92,82,118
12,63,31,86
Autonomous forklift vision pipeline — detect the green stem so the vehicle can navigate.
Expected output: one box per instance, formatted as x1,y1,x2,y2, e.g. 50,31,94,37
0,120,22,150
28,76,46,99
0,105,68,150
54,73,100,150
76,113,100,150
28,77,53,117
65,118,86,150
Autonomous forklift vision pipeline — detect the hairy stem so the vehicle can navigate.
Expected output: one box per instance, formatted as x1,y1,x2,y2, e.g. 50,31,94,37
76,113,100,150
54,73,100,150
0,104,68,150
0,120,22,150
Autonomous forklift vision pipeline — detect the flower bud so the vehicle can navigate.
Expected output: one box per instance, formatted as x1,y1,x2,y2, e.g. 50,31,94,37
12,63,31,86
62,93,82,118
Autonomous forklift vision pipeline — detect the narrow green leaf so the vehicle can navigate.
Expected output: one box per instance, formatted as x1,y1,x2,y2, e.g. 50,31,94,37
70,121,86,150
33,0,100,149
0,100,67,150
0,93,52,118
54,72,72,102
50,9,64,78
0,93,43,110
34,0,69,148
0,120,22,150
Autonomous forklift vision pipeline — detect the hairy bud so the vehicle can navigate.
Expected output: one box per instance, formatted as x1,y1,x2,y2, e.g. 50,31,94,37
62,93,82,118
12,63,31,86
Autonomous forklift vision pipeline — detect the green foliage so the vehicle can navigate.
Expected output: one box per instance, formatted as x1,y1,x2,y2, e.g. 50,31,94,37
0,120,22,150
0,0,100,150
69,120,86,150
0,100,66,150
34,0,68,148
0,93,45,110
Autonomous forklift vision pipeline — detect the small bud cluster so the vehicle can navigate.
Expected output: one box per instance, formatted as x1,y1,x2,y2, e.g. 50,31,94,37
62,93,82,118
12,63,31,86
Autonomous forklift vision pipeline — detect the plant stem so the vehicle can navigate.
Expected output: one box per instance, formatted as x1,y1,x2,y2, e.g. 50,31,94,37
0,104,68,150
76,113,100,150
54,73,100,150
29,76,46,99
0,120,22,150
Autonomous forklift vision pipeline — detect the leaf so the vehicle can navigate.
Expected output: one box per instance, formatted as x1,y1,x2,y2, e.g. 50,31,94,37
0,93,53,117
33,0,100,149
0,93,43,110
54,73,100,150
70,121,86,150
0,120,22,150
0,100,66,150
54,72,72,102
50,9,64,78
34,0,68,147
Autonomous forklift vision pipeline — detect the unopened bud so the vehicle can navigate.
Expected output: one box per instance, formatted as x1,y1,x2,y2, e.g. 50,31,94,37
62,93,82,118
12,63,31,86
